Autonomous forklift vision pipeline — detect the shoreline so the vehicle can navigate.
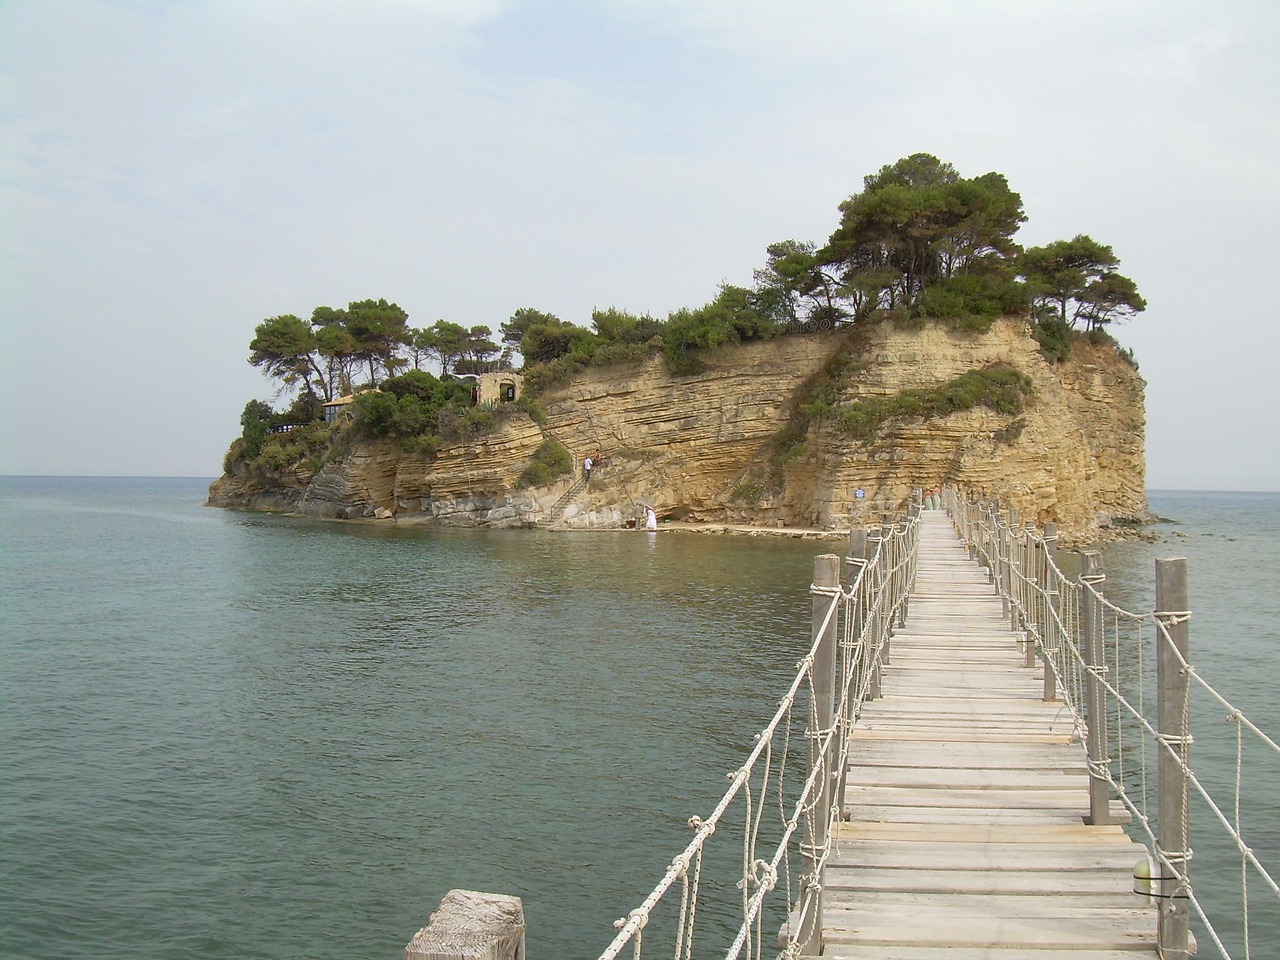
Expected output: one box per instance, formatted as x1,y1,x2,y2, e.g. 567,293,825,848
206,500,1162,547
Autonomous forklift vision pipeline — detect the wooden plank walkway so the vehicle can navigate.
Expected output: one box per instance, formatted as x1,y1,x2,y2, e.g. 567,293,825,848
823,510,1158,958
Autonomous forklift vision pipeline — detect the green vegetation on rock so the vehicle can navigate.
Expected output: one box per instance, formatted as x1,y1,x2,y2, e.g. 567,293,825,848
517,439,572,489
836,365,1034,442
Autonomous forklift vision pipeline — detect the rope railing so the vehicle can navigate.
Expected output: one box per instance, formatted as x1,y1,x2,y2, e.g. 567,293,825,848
946,487,1279,960
595,510,920,960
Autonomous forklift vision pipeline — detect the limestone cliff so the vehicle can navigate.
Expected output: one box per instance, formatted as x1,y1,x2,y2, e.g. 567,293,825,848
208,317,1147,545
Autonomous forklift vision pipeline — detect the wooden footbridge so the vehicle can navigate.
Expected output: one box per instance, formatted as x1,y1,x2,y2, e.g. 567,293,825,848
821,509,1156,957
418,492,1279,960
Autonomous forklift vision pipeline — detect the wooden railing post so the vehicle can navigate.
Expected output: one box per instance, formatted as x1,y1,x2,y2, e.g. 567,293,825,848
839,531,868,814
1155,557,1191,960
799,554,841,957
1080,552,1114,824
895,521,910,628
1026,532,1042,670
1043,522,1059,655
867,528,884,700
1007,509,1022,633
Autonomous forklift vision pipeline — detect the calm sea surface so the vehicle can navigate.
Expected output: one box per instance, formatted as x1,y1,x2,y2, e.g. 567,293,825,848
1,479,1276,958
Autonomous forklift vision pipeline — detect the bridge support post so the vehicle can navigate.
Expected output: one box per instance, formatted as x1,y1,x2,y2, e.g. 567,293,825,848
1036,535,1057,701
866,529,884,700
405,889,525,960
799,554,841,957
840,531,868,815
1007,510,1022,634
1081,552,1116,825
1155,557,1192,960
1016,527,1035,669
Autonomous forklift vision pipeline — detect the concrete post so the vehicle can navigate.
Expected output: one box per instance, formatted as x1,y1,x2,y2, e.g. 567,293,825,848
406,890,526,960
1080,552,1113,824
1155,557,1191,960
799,554,841,957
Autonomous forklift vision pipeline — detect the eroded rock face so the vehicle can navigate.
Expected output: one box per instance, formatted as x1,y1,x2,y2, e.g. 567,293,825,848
208,317,1146,545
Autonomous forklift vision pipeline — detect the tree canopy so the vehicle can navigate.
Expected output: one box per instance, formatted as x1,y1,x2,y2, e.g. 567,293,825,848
243,154,1146,416
248,300,513,404
1019,235,1146,331
816,154,1028,321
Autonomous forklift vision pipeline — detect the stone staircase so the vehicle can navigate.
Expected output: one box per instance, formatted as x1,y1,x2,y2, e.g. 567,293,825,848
539,476,587,527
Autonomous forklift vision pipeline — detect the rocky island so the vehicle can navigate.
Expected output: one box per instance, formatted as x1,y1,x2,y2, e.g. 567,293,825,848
208,154,1149,545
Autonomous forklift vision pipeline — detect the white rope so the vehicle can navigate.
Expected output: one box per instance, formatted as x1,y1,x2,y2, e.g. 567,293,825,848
597,511,919,960
960,499,1280,960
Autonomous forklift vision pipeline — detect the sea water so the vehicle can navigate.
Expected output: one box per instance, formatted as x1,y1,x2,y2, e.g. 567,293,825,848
1,478,1276,958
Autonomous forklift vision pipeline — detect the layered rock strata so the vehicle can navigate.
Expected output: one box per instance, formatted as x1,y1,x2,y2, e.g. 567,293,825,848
208,317,1147,545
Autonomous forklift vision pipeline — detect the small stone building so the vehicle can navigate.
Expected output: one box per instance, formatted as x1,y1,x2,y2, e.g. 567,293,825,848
459,372,522,406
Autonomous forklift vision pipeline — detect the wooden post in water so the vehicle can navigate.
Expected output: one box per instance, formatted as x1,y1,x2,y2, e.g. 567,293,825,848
1155,557,1191,960
1080,552,1114,824
799,554,841,957
405,890,526,960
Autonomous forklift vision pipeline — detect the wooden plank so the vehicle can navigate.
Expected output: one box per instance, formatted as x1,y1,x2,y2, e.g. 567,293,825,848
821,914,1155,950
823,894,1151,920
826,866,1138,896
843,785,1088,807
828,839,1145,871
824,947,1155,960
846,768,1088,791
835,821,1133,843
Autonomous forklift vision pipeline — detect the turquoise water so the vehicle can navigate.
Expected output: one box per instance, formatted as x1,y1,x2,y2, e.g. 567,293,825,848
1,479,1276,958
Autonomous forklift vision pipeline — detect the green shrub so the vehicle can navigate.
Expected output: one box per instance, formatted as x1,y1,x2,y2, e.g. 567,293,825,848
764,327,871,483
731,477,767,503
223,437,247,473
277,392,322,424
516,394,547,426
913,273,1027,329
351,372,474,440
438,405,496,442
251,422,333,472
240,400,273,459
590,340,654,367
523,353,591,394
403,433,441,457
517,438,572,488
837,364,1033,441
993,418,1026,445
1033,316,1073,364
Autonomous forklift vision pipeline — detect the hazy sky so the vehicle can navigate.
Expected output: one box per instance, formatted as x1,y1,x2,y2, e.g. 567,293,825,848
2,0,1277,489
